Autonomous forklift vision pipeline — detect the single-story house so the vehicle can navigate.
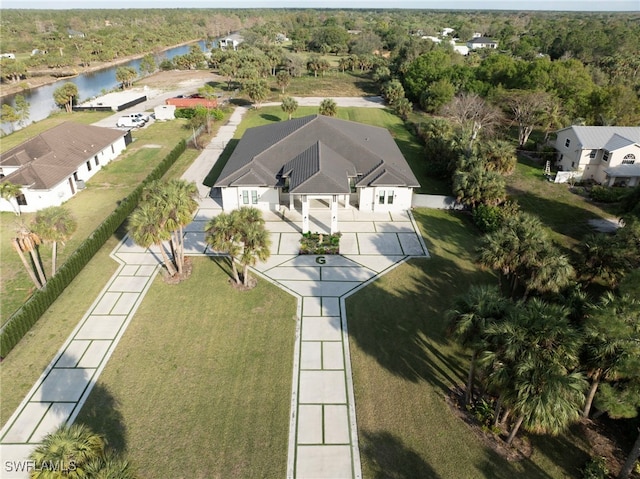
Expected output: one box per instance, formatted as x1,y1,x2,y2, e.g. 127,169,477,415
467,36,498,49
553,126,640,187
0,122,128,213
214,114,420,234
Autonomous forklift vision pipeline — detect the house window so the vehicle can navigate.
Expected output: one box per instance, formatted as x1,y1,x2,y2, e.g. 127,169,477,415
565,138,571,147
622,154,636,165
73,172,79,181
251,190,258,204
589,150,596,159
111,145,115,154
242,190,249,205
86,160,92,171
603,151,610,162
378,191,385,204
16,194,27,206
94,155,99,166
387,191,394,204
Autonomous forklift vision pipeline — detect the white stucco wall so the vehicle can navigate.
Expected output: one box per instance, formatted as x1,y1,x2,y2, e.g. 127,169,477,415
358,187,412,212
221,187,278,211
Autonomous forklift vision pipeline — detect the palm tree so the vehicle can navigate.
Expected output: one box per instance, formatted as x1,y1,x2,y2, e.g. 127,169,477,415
281,96,298,120
235,207,271,287
29,424,105,478
1,181,23,216
84,451,136,479
14,222,47,288
31,206,78,277
276,70,291,94
204,211,242,285
128,202,176,276
522,248,575,300
481,299,586,445
477,212,548,295
582,293,640,418
319,98,337,117
140,179,198,276
446,284,509,405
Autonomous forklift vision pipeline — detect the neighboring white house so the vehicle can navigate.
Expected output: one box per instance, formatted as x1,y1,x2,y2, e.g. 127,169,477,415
553,126,640,187
218,37,242,50
467,36,498,49
214,115,420,234
0,122,128,213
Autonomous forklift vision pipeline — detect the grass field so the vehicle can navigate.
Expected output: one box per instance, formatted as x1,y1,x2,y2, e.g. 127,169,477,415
203,105,449,195
75,258,297,478
347,208,591,478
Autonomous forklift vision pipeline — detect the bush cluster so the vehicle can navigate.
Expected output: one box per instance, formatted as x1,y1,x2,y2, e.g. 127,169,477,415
0,140,186,358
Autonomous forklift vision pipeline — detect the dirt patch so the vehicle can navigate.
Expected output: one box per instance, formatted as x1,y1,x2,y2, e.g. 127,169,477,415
162,257,193,285
228,275,258,291
136,70,223,91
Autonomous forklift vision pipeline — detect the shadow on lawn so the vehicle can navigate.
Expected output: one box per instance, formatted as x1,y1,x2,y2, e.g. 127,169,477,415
360,430,442,479
346,255,479,391
76,383,128,453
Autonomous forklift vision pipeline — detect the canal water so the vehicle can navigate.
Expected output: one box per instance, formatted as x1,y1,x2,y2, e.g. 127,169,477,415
2,39,209,131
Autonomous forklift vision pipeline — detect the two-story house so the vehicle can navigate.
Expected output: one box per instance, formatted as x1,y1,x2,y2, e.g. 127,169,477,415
553,126,640,187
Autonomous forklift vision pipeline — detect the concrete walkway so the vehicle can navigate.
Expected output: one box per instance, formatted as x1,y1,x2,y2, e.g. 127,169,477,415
0,99,429,478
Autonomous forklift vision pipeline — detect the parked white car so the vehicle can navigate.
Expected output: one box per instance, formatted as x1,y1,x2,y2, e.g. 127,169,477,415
116,116,143,128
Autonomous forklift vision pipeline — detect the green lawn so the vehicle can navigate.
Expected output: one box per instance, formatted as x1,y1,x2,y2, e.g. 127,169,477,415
76,258,297,478
347,208,591,479
506,155,618,250
203,106,448,195
1,119,195,324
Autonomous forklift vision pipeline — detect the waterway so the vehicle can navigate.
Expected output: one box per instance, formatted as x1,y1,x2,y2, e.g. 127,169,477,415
2,39,209,131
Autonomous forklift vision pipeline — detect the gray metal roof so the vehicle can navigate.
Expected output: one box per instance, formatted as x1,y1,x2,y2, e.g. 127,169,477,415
1,122,126,190
604,164,640,177
559,126,640,149
215,115,420,193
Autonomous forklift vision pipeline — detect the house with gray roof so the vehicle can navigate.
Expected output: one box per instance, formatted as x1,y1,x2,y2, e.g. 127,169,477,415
466,36,498,50
0,122,128,213
214,115,420,234
553,126,640,187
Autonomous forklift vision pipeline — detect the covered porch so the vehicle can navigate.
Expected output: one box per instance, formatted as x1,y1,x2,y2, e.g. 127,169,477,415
279,192,358,235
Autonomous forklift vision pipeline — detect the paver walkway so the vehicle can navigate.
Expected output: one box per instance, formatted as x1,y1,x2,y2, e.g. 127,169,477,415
1,100,429,478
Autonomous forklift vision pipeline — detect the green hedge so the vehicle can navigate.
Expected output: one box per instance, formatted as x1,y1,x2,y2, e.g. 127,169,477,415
0,140,186,358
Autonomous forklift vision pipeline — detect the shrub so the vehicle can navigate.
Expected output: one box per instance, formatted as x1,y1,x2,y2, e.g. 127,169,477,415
590,186,628,203
581,456,608,479
299,232,341,255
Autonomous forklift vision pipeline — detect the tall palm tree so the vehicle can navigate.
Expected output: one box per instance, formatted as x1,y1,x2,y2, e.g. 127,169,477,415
1,181,23,216
446,284,509,405
140,179,198,276
205,211,242,285
236,207,271,287
29,424,105,479
128,202,176,276
522,249,575,300
31,206,78,277
14,222,47,287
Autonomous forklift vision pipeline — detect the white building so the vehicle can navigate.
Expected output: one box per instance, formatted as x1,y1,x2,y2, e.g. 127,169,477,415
553,126,640,187
0,122,128,213
214,115,420,234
